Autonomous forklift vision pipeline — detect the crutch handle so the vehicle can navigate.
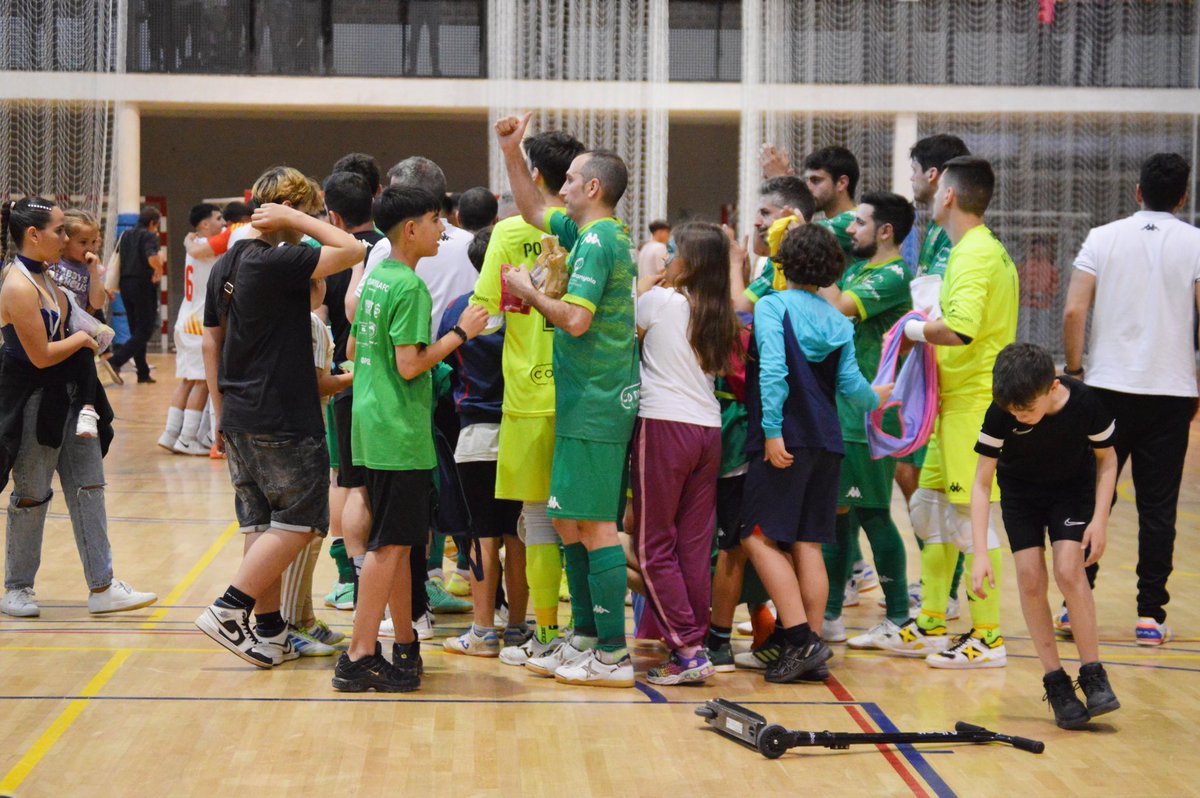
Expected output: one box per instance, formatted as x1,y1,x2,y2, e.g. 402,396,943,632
1010,736,1045,754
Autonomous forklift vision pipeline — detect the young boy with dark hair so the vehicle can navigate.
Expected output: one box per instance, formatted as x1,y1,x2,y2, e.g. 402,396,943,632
332,186,488,692
738,223,890,684
971,342,1120,728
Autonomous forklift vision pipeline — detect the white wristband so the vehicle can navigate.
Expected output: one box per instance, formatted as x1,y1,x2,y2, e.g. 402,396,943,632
903,319,928,342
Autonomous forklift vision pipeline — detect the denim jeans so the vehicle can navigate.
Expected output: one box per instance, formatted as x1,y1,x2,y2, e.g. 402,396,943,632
5,390,113,591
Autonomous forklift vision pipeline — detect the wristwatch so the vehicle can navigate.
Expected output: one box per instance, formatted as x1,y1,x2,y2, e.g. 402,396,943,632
451,325,468,343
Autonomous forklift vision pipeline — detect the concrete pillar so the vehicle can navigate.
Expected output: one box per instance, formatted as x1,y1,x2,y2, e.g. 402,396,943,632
115,102,141,215
892,112,919,200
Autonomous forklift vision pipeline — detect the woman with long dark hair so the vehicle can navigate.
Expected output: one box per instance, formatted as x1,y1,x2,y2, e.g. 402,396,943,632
0,198,156,618
632,221,740,685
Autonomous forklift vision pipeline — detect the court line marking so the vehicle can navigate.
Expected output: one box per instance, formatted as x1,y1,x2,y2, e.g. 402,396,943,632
0,650,131,794
863,702,958,798
141,521,239,628
0,521,238,793
0,694,865,706
824,675,940,798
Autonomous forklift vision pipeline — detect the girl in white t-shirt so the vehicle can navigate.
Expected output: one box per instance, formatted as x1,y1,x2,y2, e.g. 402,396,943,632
633,222,741,686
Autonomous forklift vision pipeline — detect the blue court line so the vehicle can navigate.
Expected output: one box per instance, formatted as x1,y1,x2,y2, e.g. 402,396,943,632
862,702,958,798
635,683,668,703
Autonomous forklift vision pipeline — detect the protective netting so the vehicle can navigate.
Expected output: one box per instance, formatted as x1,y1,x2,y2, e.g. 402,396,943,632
750,0,1198,88
918,113,1197,357
487,0,668,246
2,0,118,257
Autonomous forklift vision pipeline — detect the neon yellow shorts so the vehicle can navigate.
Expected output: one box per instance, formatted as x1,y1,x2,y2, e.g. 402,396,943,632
918,408,1000,505
496,413,555,503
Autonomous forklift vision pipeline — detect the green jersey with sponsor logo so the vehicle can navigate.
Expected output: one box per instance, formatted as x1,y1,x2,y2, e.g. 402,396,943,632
544,209,640,443
835,256,911,442
917,221,953,278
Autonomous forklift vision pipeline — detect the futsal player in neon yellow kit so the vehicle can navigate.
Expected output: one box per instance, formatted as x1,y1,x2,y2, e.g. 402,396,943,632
882,155,1019,668
471,129,586,666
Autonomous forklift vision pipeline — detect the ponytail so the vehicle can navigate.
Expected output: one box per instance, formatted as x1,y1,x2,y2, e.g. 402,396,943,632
1,197,56,264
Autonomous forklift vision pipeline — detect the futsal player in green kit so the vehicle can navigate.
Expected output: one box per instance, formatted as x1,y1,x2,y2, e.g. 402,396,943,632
471,129,586,666
817,192,915,647
495,112,640,688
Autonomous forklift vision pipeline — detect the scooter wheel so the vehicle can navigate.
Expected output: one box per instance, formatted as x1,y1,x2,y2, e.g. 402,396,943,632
757,724,789,759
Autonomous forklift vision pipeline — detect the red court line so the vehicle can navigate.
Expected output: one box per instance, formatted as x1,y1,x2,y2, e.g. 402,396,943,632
824,674,931,798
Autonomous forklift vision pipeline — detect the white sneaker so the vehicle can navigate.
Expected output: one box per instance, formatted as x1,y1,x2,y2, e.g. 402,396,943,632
75,407,100,438
87,580,157,614
287,626,337,657
822,616,847,643
847,619,903,650
444,627,500,657
494,605,510,628
526,637,589,677
254,629,300,665
173,438,209,456
925,631,1006,669
843,579,860,607
736,619,754,635
554,648,635,688
413,611,434,641
500,633,562,666
879,619,951,658
1,587,39,617
194,604,272,668
853,560,879,592
156,431,178,452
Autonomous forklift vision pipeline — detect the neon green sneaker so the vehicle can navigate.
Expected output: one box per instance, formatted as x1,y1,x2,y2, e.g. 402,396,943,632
426,579,472,614
445,570,471,598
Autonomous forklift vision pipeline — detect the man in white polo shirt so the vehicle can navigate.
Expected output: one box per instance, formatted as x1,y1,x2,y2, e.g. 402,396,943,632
1063,152,1200,647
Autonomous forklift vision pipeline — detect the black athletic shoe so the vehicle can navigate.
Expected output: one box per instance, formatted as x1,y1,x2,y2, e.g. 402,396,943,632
1077,662,1120,717
332,644,419,693
1043,669,1090,729
798,664,831,682
393,640,424,678
764,638,833,684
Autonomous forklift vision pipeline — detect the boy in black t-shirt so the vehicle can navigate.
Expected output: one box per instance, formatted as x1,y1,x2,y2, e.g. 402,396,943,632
970,343,1120,729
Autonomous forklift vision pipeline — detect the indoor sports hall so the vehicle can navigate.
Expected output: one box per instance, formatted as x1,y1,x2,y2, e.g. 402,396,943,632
3,2,1199,796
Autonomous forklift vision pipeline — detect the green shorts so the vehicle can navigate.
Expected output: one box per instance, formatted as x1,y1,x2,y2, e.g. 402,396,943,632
496,413,555,502
547,436,628,522
325,401,339,471
838,441,896,509
896,444,926,468
919,409,1000,505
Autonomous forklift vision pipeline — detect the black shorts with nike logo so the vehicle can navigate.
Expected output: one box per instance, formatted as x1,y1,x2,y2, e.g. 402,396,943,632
998,476,1095,552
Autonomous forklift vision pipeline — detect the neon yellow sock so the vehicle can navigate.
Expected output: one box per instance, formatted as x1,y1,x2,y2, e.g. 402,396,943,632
526,543,561,640
917,543,956,630
965,549,1003,644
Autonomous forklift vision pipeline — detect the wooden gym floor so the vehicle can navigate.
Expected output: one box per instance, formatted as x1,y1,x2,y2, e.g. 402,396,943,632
1,354,1198,797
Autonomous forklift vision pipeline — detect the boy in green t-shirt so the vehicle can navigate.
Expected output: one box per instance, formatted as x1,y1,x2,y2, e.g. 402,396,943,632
332,186,487,693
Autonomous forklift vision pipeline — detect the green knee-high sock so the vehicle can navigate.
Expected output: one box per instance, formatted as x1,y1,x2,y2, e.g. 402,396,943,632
917,543,957,630
822,512,857,618
526,543,562,643
427,532,446,573
587,546,628,655
848,526,864,565
858,507,908,625
329,538,354,583
965,549,1003,644
949,552,965,599
563,543,595,637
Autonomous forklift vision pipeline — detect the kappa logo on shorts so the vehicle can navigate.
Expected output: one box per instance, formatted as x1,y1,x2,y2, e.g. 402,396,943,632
948,482,964,493
846,486,862,499
547,496,562,510
619,384,640,410
530,363,554,385
593,604,611,615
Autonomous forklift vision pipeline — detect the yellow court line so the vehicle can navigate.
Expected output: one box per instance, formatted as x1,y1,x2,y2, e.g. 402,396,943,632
0,646,216,654
1,521,238,793
1116,479,1200,523
0,650,131,793
140,521,239,629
